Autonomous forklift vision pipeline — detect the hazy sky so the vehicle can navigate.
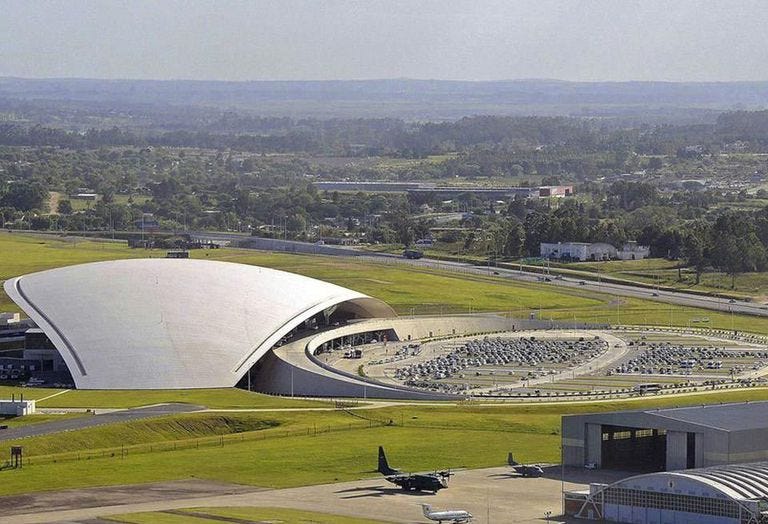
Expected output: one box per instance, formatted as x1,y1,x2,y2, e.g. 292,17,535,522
2,0,768,82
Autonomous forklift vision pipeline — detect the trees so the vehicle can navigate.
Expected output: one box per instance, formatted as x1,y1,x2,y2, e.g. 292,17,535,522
503,221,525,258
710,212,768,288
391,213,415,247
523,211,552,256
682,222,711,284
0,180,48,211
57,200,73,215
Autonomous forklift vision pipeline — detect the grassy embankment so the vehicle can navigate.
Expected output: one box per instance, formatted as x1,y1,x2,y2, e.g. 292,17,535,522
0,386,328,409
3,388,768,495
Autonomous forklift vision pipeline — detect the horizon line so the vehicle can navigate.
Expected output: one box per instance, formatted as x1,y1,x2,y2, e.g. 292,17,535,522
3,75,768,85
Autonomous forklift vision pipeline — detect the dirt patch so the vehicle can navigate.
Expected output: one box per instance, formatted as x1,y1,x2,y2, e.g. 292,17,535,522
0,479,264,517
47,192,61,215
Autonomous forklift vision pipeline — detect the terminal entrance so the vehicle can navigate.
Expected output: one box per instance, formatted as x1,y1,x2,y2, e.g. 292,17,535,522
600,425,667,472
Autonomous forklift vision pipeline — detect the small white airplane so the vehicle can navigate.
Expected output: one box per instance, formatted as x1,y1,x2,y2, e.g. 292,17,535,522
421,503,473,523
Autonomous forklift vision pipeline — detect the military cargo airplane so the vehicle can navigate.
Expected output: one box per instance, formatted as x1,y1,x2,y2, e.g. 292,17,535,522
377,446,450,492
508,452,544,477
421,503,473,523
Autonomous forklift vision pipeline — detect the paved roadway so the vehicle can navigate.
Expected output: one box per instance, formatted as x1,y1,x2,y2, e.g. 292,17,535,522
0,404,202,441
477,264,768,318
363,254,768,318
186,230,768,319
33,229,765,318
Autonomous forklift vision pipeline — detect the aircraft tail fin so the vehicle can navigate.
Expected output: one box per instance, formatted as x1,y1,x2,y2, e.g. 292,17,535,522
508,452,518,466
378,446,399,475
421,504,432,517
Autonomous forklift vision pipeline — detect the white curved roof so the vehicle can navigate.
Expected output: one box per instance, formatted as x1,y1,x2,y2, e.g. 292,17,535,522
4,259,395,389
609,462,768,501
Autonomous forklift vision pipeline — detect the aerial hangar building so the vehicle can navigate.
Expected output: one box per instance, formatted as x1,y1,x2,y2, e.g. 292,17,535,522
564,403,768,524
567,463,768,523
4,259,516,398
563,402,768,472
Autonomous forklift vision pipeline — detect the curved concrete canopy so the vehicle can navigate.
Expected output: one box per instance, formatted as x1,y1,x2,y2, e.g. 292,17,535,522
4,259,395,389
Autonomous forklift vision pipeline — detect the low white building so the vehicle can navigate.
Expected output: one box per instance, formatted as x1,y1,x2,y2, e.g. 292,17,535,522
541,241,649,261
0,313,20,326
0,399,35,416
616,241,651,261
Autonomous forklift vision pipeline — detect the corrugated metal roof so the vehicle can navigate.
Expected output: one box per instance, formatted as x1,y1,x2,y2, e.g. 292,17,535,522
646,402,768,431
612,462,768,501
684,463,768,500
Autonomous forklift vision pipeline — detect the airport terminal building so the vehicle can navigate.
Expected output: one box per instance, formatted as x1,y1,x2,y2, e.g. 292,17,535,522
4,259,396,390
3,259,519,398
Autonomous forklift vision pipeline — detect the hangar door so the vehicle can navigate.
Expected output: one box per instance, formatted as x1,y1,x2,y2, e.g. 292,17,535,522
600,425,667,472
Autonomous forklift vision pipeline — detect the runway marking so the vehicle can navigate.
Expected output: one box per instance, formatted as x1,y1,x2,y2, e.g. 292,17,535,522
36,389,71,402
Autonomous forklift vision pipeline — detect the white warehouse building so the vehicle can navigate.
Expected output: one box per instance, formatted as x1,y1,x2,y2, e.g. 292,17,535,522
541,241,650,261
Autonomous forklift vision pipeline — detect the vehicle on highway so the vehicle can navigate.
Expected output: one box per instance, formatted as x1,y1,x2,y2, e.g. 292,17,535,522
507,453,544,477
578,280,586,285
378,446,450,492
403,249,424,259
421,504,473,523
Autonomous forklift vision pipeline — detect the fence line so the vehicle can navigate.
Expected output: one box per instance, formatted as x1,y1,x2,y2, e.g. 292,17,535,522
19,418,389,468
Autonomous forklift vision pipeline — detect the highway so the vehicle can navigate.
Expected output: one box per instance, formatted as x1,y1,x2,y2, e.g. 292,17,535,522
473,264,768,318
57,229,767,319
355,252,768,318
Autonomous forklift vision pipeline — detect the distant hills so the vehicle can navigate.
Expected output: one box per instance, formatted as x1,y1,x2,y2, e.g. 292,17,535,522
1,77,768,122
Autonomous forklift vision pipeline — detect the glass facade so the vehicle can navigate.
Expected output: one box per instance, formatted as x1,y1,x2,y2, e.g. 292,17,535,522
604,487,740,519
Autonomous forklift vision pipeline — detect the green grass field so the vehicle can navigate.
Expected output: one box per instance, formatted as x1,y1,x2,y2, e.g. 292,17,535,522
4,232,768,335
0,425,559,496
0,386,327,409
5,231,768,502
562,258,768,300
4,410,356,457
2,387,768,497
34,388,327,409
107,507,393,524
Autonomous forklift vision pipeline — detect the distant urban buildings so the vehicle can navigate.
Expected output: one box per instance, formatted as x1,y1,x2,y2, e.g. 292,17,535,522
313,181,573,199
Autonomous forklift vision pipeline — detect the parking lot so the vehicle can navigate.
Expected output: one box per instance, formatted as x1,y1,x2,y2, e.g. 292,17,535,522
330,328,768,399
